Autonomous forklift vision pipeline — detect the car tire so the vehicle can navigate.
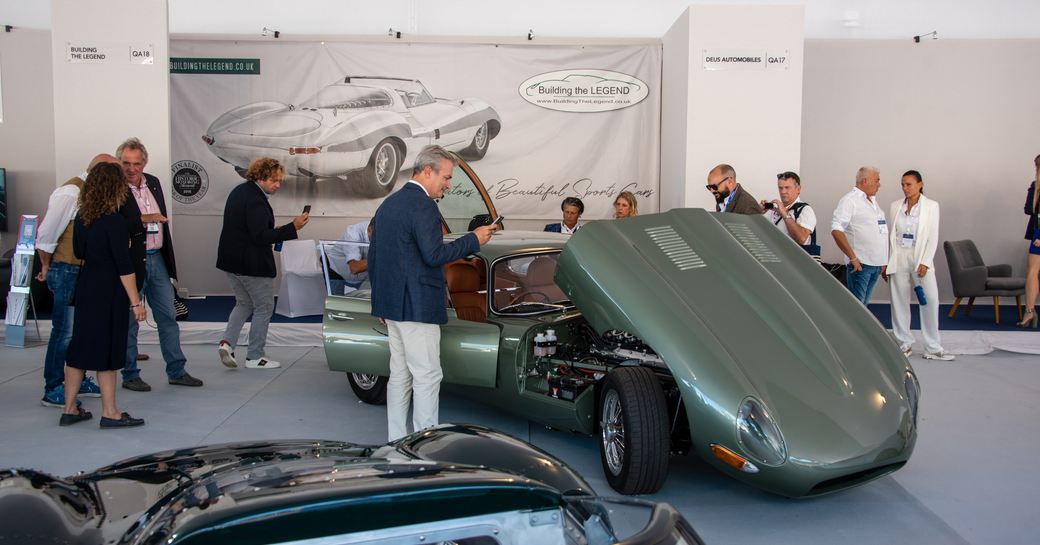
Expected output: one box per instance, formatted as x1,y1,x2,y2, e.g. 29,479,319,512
358,139,400,198
460,121,490,160
599,366,670,495
347,373,388,405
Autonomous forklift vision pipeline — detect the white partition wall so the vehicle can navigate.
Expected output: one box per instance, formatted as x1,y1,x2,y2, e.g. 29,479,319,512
661,4,804,212
50,0,170,188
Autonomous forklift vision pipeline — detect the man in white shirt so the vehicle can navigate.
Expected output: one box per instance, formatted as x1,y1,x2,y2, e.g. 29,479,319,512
34,154,116,407
761,171,817,251
327,219,372,295
831,166,889,305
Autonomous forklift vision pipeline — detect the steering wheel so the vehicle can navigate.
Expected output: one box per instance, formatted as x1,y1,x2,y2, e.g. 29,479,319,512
507,291,552,306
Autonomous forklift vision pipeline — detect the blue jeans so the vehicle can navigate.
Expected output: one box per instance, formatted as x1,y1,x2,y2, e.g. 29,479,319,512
123,253,187,380
847,264,882,305
43,261,79,392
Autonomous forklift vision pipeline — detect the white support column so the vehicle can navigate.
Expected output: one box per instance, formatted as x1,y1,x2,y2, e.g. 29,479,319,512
50,0,170,190
661,4,804,212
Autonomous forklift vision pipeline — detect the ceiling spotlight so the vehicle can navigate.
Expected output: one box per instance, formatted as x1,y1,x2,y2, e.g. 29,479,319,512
262,26,280,38
912,31,938,43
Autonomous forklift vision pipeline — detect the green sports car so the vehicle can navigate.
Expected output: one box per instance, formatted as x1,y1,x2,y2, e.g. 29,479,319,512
321,160,919,497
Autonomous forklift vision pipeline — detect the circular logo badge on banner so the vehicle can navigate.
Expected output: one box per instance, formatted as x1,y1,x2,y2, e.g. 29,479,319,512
518,69,649,113
171,160,209,204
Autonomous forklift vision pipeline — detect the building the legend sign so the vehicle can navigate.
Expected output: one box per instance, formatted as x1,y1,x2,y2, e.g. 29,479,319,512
65,43,156,65
66,43,119,63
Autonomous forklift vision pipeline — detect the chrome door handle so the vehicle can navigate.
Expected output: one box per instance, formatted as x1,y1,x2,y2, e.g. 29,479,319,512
328,313,354,321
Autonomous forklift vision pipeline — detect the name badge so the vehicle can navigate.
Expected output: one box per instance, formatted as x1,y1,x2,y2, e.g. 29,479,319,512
878,218,888,235
147,222,160,234
901,232,915,248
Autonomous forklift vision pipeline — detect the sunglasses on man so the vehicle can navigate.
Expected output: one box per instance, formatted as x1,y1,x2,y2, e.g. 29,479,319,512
705,176,731,191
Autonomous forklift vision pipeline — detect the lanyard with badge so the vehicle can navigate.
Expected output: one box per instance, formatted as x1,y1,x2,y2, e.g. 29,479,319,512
871,196,888,236
131,184,161,235
900,203,919,248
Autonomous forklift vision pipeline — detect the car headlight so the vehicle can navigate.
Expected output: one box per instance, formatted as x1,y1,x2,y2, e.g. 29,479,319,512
737,397,788,466
904,369,921,427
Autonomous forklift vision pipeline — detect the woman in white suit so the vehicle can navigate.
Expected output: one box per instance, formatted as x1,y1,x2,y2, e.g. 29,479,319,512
882,170,955,361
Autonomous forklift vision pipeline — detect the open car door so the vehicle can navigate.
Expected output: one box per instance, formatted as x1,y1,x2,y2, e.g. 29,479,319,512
321,156,499,388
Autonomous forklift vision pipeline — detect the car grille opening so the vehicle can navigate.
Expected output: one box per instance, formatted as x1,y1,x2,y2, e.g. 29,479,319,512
807,462,906,496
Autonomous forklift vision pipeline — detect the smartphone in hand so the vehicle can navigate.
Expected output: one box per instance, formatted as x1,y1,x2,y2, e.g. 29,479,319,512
303,205,311,214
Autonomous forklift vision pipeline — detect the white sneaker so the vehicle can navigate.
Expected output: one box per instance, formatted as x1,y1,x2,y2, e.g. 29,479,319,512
923,351,955,361
245,357,281,369
218,341,237,368
901,346,912,358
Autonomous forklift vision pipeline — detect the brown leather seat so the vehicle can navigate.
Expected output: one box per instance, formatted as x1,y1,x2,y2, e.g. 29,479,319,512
522,256,566,302
446,260,486,322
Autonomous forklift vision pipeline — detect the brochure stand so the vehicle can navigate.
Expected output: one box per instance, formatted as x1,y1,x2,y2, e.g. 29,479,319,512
5,215,44,348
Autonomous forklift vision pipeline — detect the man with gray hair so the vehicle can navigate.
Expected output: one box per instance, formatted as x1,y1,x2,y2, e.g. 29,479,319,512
369,145,497,441
117,137,203,391
706,164,764,215
831,166,889,304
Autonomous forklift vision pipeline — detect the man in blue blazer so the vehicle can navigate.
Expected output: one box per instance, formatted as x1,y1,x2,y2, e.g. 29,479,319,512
370,145,497,440
543,196,584,234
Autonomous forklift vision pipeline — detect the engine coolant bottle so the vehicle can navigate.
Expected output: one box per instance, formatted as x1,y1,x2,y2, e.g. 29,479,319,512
545,329,557,356
533,333,547,357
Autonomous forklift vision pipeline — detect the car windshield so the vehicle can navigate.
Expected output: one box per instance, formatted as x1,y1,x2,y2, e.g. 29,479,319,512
437,162,496,233
346,77,434,107
300,85,393,109
492,253,573,315
172,495,694,545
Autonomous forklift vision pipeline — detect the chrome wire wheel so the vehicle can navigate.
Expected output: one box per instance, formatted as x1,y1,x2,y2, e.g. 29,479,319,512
373,142,397,187
347,373,388,404
598,367,670,495
473,122,488,150
601,389,626,476
352,373,381,390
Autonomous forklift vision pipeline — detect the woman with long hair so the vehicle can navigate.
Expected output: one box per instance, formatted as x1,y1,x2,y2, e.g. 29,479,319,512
613,191,638,219
1019,155,1040,328
61,161,147,428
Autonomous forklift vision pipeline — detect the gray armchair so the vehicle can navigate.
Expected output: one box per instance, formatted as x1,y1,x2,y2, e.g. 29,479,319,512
943,240,1025,324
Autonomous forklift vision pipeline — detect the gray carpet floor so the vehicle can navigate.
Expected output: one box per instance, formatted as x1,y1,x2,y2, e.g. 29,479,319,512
0,343,1035,545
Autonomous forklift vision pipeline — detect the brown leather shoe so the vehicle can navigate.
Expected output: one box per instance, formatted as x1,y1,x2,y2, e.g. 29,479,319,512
136,353,150,361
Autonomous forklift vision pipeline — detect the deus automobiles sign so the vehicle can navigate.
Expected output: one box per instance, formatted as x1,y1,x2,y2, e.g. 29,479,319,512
518,69,649,113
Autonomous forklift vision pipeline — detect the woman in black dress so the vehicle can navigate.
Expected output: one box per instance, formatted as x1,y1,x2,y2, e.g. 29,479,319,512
60,162,147,428
1020,154,1040,328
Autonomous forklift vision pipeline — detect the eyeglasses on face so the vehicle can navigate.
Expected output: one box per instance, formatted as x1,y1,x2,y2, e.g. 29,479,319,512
705,176,731,191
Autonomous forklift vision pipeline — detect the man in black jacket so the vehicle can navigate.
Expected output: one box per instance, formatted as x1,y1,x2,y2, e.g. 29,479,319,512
117,138,203,391
216,157,309,370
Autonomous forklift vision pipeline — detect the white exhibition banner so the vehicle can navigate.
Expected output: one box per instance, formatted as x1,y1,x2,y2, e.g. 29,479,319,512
169,40,661,220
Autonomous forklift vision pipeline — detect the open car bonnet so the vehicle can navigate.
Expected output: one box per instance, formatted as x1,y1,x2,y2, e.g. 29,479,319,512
555,209,913,458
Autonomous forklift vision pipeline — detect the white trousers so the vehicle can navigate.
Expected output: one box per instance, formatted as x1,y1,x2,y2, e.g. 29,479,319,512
386,320,443,441
889,247,944,354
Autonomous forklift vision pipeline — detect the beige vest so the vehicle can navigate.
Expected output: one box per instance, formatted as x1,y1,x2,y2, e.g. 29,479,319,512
52,177,84,267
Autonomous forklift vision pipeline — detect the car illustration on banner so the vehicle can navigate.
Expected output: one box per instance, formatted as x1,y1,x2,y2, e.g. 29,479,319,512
202,76,501,197
319,157,920,498
0,424,705,544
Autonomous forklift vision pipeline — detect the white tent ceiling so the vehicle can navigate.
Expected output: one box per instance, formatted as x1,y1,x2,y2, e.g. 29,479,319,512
2,0,1038,40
